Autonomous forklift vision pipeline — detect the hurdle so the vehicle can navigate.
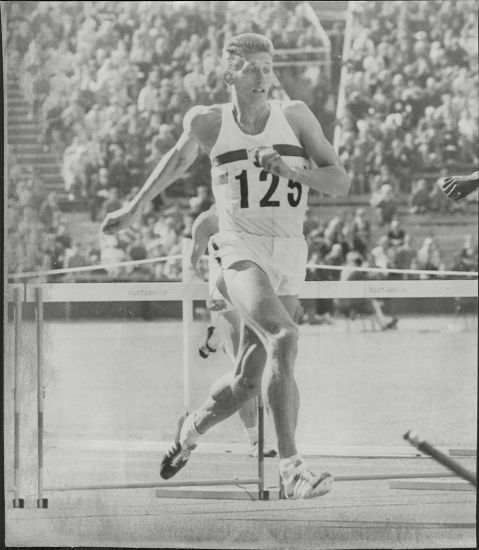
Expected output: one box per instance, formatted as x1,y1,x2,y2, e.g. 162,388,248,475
8,271,477,505
23,283,269,504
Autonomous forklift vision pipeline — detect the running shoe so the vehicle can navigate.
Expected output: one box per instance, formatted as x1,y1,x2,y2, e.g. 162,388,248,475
198,325,217,358
160,412,197,479
282,466,333,499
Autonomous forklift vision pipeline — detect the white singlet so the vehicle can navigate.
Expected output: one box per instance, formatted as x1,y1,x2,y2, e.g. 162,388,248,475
210,100,309,238
208,100,310,296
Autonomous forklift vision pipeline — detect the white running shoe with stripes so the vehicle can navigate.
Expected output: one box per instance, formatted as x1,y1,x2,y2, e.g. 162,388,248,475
280,457,333,499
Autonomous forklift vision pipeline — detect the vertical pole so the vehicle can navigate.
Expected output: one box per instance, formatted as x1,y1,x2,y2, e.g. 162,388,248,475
35,287,47,508
181,239,192,409
13,287,24,508
279,473,285,500
257,394,265,500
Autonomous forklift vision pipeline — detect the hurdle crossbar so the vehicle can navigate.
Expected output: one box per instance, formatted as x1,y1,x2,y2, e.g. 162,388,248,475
390,480,475,491
22,279,478,303
333,472,458,481
43,477,262,493
154,487,274,500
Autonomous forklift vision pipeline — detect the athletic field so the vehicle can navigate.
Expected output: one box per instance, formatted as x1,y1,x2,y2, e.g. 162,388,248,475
4,313,477,548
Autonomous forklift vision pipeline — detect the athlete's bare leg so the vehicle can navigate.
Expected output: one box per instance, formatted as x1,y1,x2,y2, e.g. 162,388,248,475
213,304,303,430
217,261,301,459
194,317,266,433
180,260,300,458
208,310,258,430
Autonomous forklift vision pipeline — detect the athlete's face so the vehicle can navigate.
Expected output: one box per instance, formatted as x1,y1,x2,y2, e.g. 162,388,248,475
229,51,274,101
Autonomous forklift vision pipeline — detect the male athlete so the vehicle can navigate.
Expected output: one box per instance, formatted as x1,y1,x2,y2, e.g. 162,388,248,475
189,204,277,458
103,33,350,499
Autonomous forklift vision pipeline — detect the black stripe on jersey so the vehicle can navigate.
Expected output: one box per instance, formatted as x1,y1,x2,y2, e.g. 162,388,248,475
272,144,308,159
212,144,308,167
212,149,248,166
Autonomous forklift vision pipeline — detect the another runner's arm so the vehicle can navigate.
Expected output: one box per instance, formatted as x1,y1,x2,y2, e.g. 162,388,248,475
256,101,350,198
190,205,218,268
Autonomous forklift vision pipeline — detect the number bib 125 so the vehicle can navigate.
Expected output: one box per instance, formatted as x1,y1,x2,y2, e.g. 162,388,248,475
232,168,303,210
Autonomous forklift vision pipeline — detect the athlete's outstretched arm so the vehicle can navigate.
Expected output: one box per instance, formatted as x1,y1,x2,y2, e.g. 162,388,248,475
256,101,350,198
102,110,200,235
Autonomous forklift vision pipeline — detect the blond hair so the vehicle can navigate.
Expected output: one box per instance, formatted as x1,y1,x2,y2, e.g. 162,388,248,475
222,33,274,72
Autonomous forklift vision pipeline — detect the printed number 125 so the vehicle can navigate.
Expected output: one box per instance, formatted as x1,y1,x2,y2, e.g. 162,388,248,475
235,170,302,208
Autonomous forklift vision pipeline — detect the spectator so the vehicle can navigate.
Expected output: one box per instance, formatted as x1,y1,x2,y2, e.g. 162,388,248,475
137,71,160,114
451,234,478,272
39,190,59,231
301,250,335,325
387,218,406,247
415,237,444,275
370,184,398,226
323,243,344,279
409,178,431,214
393,234,416,277
55,221,72,249
335,252,398,330
100,234,128,277
370,235,393,274
107,144,131,196
351,208,371,257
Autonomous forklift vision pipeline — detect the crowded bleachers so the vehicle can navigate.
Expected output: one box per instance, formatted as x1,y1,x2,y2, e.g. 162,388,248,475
6,1,478,288
6,0,332,280
338,0,478,197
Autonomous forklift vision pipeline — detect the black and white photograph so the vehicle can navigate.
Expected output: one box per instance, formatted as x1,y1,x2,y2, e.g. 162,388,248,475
3,1,477,548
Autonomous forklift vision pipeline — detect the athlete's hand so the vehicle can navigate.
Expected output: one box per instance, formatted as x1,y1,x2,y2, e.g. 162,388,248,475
101,203,139,235
254,147,295,180
438,172,479,201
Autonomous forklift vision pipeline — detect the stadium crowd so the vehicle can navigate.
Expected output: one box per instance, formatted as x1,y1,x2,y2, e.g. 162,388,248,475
6,1,478,291
7,1,325,210
338,0,478,196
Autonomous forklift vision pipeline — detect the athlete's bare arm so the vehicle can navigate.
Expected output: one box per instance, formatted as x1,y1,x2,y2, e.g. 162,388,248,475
256,101,350,198
102,106,221,235
190,205,218,269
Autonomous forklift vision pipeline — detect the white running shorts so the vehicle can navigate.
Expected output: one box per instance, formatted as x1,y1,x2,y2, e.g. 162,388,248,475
208,230,308,299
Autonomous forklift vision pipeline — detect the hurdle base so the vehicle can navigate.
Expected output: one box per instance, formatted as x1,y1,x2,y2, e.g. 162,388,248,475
155,487,280,501
12,498,24,509
37,498,48,508
390,480,475,491
448,448,476,458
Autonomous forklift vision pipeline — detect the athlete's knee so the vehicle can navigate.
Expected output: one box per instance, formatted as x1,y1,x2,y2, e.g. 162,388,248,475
209,371,259,405
234,370,262,399
267,324,299,360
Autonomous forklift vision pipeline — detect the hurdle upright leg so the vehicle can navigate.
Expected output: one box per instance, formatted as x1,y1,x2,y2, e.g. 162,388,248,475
257,394,265,499
35,287,48,508
13,287,24,508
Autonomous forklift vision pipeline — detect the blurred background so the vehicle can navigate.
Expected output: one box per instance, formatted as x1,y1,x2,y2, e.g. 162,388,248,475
5,0,478,294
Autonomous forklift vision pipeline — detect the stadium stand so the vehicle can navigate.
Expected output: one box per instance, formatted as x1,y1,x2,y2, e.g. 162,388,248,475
6,1,478,290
